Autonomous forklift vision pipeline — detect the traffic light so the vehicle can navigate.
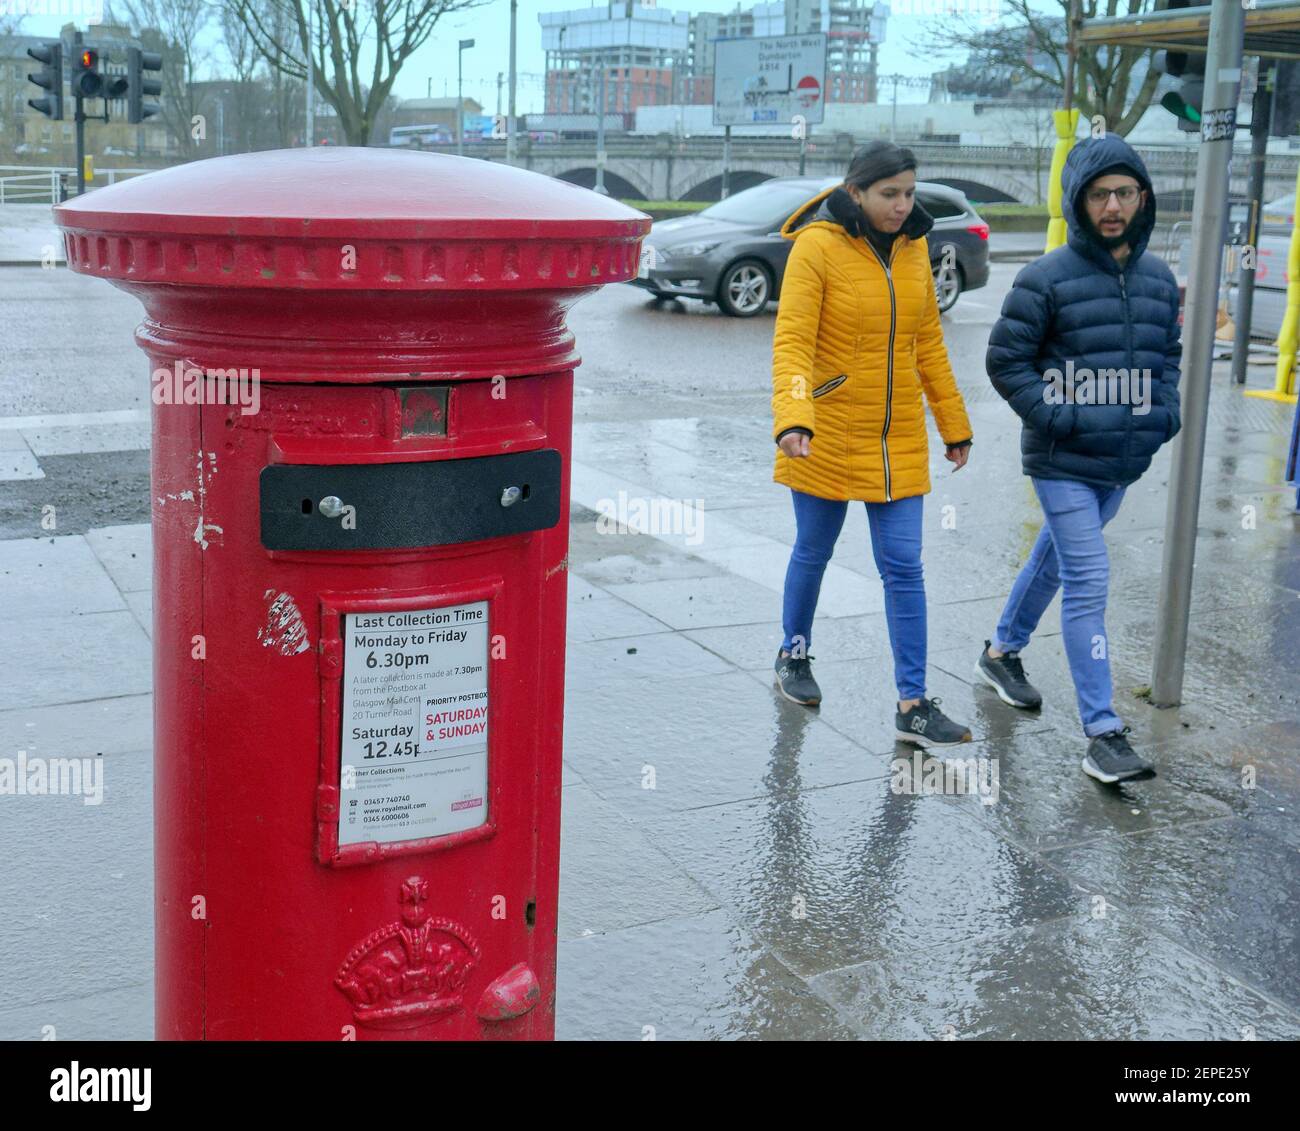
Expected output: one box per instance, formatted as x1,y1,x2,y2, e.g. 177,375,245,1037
1270,59,1300,140
127,47,163,124
1152,1,1203,132
1163,54,1205,132
72,46,103,98
26,41,63,120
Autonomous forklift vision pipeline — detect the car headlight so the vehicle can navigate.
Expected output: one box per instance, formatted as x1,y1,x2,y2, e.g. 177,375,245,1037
672,242,720,258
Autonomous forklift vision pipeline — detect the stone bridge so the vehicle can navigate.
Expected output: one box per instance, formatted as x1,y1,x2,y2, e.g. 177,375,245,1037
471,136,1299,206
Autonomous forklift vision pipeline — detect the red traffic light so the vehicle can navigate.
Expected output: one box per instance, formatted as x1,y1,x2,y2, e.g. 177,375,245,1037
80,49,97,69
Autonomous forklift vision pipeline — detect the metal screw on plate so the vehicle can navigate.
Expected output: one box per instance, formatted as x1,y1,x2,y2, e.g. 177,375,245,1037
318,496,346,518
500,486,522,507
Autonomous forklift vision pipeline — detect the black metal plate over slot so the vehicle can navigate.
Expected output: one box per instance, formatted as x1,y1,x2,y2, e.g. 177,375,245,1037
260,449,562,550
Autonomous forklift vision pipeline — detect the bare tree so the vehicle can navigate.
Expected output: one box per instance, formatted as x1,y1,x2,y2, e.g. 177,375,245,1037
227,0,488,146
912,0,1167,137
0,11,28,156
107,0,212,157
217,1,261,152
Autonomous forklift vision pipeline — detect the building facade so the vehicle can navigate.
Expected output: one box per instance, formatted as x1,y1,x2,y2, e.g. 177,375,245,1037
539,0,887,117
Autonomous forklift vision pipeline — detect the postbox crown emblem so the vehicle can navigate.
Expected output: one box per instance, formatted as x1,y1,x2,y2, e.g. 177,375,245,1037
335,876,482,1029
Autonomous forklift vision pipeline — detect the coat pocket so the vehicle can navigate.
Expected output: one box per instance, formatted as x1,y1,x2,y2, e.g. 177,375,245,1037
812,374,847,399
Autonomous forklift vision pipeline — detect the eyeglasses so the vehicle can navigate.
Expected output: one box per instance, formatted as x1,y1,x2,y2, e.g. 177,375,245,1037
1086,185,1141,205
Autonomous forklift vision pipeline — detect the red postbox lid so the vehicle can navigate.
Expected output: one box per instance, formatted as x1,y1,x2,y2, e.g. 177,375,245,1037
54,147,650,292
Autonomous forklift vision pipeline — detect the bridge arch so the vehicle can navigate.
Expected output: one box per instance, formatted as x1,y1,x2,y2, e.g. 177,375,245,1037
677,170,774,203
555,166,653,200
914,163,1041,204
922,177,1020,204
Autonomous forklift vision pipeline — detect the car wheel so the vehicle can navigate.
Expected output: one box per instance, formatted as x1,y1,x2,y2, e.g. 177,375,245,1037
933,261,963,313
717,260,773,317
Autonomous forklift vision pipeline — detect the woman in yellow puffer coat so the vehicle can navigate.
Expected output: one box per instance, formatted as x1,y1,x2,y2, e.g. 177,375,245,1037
771,141,975,748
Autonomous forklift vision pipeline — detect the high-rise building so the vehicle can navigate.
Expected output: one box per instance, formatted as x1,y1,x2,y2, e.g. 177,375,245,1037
540,3,691,121
784,0,886,103
539,1,887,116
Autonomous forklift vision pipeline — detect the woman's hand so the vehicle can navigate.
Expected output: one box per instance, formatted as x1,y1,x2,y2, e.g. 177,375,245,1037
779,432,812,459
945,442,971,471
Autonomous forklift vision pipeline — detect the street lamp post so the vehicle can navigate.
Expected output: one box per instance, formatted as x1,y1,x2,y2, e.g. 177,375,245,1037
507,0,518,163
458,38,475,156
595,64,607,195
305,0,314,146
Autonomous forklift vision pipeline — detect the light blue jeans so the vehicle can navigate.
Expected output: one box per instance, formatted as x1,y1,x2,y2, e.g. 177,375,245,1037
993,477,1126,737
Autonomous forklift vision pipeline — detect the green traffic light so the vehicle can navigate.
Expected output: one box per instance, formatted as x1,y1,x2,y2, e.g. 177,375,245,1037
1161,91,1201,125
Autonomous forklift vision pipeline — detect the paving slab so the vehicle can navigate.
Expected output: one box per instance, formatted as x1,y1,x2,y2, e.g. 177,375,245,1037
810,913,1300,1041
556,909,863,1041
0,535,127,619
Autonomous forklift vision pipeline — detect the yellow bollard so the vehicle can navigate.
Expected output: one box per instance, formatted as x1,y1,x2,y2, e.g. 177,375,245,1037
1044,109,1080,254
1272,160,1299,398
1244,164,1299,404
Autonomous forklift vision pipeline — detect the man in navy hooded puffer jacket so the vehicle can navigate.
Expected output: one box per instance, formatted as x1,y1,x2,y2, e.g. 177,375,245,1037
974,134,1182,784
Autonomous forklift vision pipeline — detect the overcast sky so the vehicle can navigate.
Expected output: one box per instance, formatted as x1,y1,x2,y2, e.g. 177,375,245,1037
16,0,1058,113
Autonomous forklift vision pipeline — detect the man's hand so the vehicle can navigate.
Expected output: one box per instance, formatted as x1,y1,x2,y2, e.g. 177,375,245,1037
779,432,812,459
945,443,970,471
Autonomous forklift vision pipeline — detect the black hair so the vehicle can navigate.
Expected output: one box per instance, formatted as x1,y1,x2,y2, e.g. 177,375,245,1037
844,140,918,191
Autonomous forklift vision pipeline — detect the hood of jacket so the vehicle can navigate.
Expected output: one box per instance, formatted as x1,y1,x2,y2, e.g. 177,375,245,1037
1061,134,1157,271
780,184,935,243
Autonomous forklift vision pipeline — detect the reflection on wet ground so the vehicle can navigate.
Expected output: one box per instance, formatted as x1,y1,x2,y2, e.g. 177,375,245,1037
556,283,1300,1040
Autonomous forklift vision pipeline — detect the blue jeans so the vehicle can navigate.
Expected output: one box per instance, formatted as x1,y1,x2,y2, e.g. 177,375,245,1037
993,477,1126,737
782,489,926,701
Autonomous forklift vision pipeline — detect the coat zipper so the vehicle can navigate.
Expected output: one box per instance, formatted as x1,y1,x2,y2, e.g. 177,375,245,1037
1118,266,1134,467
864,237,899,502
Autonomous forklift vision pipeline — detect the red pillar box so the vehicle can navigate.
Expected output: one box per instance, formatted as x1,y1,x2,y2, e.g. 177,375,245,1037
54,149,648,1040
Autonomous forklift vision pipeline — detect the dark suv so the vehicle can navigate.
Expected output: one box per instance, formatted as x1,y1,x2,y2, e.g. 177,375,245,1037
630,175,990,317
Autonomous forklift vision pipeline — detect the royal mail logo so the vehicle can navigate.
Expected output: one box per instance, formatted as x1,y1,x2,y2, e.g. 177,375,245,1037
335,876,481,1029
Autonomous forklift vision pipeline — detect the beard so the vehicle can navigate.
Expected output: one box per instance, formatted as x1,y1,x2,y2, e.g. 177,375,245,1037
1090,213,1139,249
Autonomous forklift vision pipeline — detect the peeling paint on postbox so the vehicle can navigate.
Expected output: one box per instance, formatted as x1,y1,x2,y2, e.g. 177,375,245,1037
338,601,489,846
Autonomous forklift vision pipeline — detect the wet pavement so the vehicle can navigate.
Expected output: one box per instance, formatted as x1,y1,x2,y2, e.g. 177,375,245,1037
0,258,1297,1040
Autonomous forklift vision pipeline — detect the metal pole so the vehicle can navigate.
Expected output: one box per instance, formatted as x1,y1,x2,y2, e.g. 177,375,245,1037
1063,0,1078,114
799,133,807,176
74,32,86,196
1151,0,1246,706
721,123,731,199
1231,63,1274,385
457,47,464,156
891,76,897,141
306,0,315,145
507,0,518,163
595,65,607,194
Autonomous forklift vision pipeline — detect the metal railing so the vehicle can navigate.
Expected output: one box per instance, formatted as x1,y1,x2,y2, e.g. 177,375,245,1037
0,165,153,205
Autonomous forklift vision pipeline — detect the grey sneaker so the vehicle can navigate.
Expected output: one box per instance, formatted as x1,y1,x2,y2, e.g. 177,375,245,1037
895,696,972,748
1083,727,1156,783
774,649,821,706
975,640,1043,709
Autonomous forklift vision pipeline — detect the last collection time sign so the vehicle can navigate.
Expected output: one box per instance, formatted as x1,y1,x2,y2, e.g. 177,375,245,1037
338,601,489,847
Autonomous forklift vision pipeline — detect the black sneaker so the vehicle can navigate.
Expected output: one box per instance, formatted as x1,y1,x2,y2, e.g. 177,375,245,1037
1082,727,1156,783
775,649,821,706
895,696,972,748
975,640,1043,709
